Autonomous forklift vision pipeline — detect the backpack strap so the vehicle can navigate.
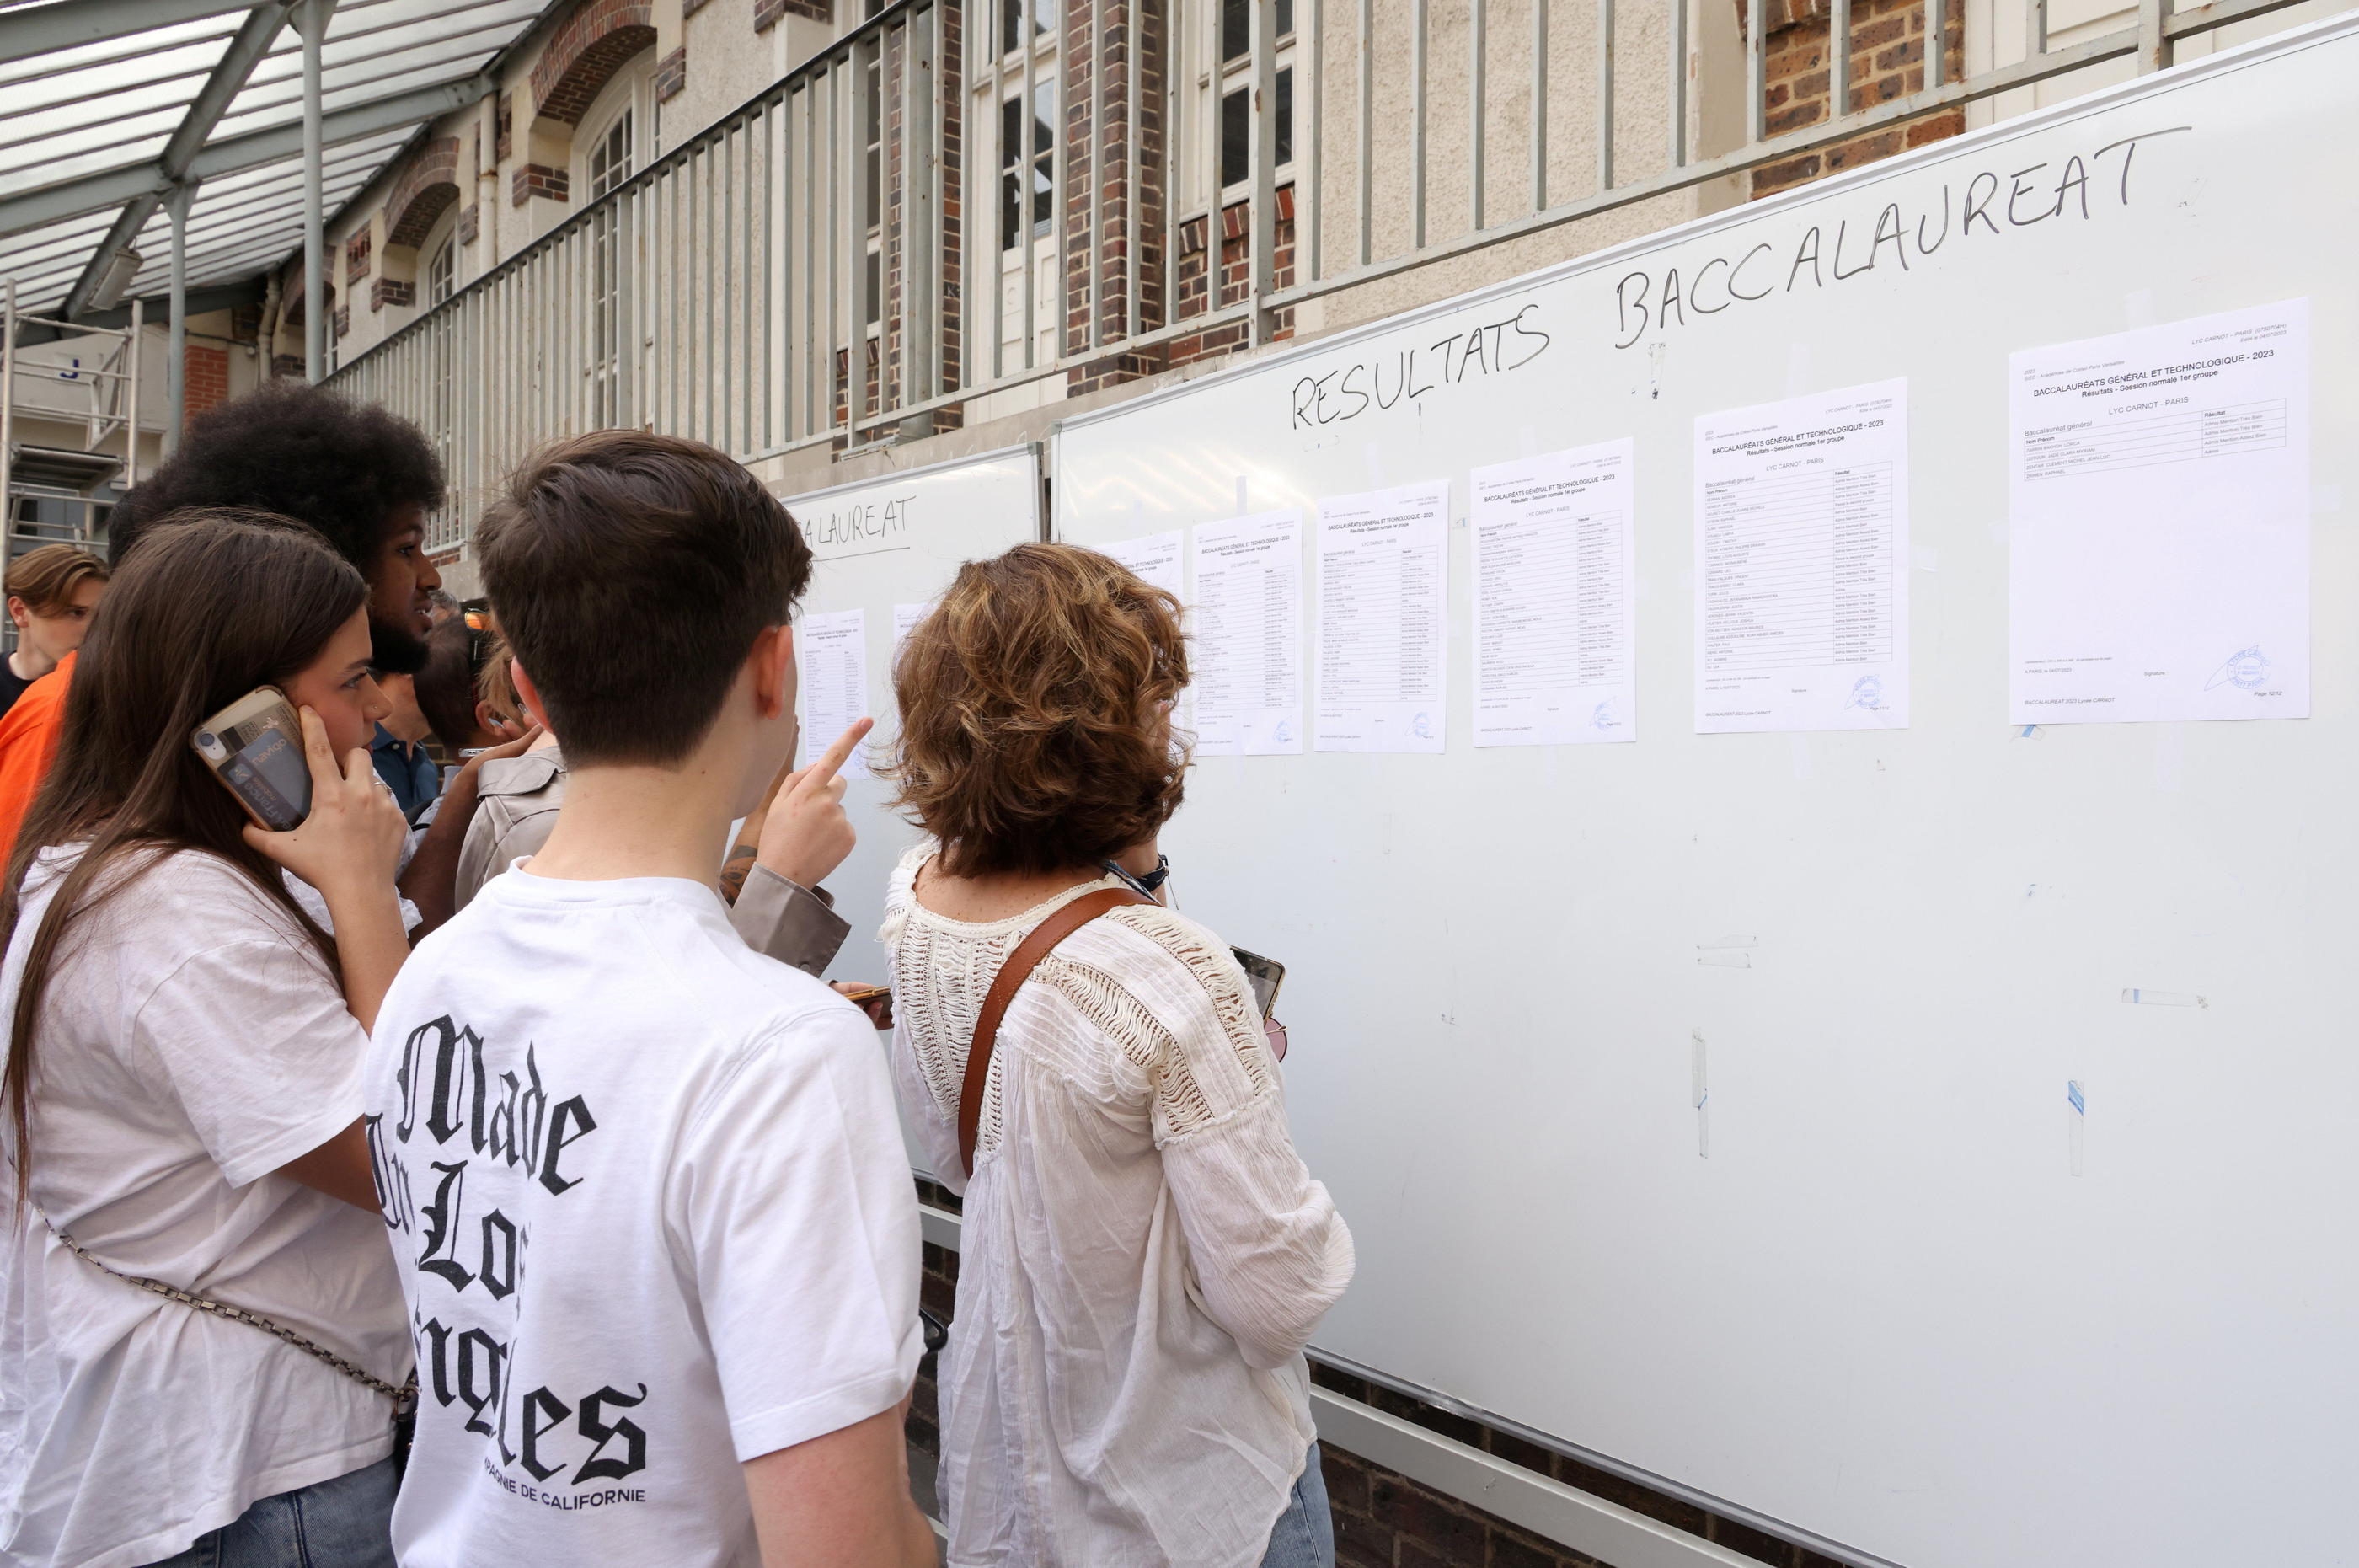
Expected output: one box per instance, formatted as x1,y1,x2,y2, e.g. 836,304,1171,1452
960,886,1152,1177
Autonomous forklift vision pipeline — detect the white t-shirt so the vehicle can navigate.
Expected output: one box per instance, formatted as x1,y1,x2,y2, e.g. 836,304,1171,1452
361,866,922,1568
0,848,410,1568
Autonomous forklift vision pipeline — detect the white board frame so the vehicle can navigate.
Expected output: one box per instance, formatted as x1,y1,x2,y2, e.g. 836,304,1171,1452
1046,19,2359,1568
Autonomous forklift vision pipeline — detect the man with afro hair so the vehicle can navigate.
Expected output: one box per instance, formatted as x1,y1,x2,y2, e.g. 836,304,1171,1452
0,382,476,876
106,378,447,672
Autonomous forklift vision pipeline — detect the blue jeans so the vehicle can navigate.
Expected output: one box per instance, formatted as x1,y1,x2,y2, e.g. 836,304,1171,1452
1258,1443,1335,1568
142,1459,397,1568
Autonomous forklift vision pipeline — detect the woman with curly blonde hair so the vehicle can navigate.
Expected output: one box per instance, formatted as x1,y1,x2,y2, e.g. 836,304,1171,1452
880,542,1353,1568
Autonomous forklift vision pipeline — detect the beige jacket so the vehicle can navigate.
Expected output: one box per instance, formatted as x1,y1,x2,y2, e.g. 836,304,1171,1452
452,746,851,978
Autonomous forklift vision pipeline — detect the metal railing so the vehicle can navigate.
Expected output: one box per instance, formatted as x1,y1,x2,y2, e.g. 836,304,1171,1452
329,0,2322,551
1,280,145,557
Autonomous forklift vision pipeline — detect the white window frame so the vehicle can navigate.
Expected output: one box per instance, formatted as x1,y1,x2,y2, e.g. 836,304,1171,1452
971,0,1061,370
1185,0,1298,218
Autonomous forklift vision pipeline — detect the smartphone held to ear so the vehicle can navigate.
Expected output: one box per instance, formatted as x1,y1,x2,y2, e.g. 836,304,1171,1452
190,688,311,832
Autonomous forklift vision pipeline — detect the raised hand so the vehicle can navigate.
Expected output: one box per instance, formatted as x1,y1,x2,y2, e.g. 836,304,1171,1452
243,706,407,901
752,718,872,891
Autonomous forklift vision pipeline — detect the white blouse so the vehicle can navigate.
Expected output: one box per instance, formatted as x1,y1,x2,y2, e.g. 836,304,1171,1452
881,843,1354,1568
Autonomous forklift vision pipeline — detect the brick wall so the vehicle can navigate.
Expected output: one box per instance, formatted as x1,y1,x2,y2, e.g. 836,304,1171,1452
529,0,656,125
183,345,230,428
654,45,687,102
386,136,463,248
512,163,571,206
907,1178,1840,1568
754,0,831,30
1749,0,1965,199
345,229,372,283
1059,0,1169,397
1165,186,1295,367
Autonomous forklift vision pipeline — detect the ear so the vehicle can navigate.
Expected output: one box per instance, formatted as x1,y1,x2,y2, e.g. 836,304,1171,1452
509,658,555,733
475,698,520,740
749,623,794,721
6,597,27,634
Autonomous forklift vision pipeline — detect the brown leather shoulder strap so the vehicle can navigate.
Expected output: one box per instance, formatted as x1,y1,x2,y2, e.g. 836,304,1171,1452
960,886,1152,1177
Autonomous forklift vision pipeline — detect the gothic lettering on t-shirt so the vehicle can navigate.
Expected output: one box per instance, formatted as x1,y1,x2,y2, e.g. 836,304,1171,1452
369,1013,654,1504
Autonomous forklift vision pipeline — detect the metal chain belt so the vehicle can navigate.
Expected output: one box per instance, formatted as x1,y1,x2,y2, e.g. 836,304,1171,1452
41,1209,414,1405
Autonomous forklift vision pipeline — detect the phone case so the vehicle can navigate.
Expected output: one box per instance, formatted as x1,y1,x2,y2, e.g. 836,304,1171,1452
190,692,311,832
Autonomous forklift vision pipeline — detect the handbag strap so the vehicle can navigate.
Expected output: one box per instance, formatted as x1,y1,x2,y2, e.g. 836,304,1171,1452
960,885,1152,1177
38,1207,412,1405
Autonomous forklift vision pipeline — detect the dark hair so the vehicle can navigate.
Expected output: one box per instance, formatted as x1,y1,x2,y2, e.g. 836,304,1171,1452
413,613,487,752
889,543,1188,878
4,544,108,613
107,379,444,574
0,510,366,1201
476,430,812,765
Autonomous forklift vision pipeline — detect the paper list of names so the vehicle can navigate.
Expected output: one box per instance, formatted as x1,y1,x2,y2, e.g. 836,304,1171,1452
1192,510,1303,755
1315,480,1449,753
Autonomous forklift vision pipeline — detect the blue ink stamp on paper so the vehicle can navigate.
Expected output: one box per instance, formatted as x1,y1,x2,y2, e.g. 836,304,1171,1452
1410,712,1435,741
1846,673,1886,711
2204,645,2270,691
1590,700,1621,732
1271,720,1293,745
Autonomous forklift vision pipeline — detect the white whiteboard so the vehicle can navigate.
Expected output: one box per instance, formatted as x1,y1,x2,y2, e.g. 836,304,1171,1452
780,444,1043,1028
1052,22,2358,1568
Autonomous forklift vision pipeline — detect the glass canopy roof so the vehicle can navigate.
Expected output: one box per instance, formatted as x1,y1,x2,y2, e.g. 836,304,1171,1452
0,0,553,318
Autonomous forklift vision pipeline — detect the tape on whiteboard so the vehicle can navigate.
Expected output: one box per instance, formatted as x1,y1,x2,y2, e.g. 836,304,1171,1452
2315,484,2342,516
1784,342,1811,396
1518,425,1538,458
1790,735,1812,781
1363,443,1384,488
1910,546,1940,573
2122,988,2208,1009
1692,1031,1709,1159
1697,936,1755,969
2067,1079,2085,1177
1233,475,1249,516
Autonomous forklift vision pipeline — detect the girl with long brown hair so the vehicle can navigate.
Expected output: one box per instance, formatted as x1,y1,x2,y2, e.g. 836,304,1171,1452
0,511,413,1568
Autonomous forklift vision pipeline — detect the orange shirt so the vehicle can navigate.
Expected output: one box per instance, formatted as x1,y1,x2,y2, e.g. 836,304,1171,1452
0,649,73,864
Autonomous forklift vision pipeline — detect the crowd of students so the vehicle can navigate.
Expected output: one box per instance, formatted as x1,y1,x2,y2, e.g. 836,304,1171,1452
0,383,1351,1568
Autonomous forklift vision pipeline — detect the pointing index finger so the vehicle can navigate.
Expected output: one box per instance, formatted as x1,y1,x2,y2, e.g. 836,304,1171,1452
793,717,873,795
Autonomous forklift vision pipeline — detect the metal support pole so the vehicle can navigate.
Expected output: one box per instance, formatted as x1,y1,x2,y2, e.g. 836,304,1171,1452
1,279,14,549
1596,0,1613,189
1746,0,1765,144
166,180,195,454
298,0,328,381
1468,0,1486,231
2135,0,2171,70
1248,0,1276,341
1927,0,1944,87
1531,0,1548,209
1356,0,1371,264
125,298,143,487
1667,0,1685,167
1830,0,1849,118
1410,0,1426,249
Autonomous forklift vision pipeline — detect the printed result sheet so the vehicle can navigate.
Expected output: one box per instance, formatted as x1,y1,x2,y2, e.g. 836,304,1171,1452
1315,480,1448,753
1191,510,1304,755
1470,439,1637,746
798,607,869,777
1099,529,1185,602
2009,299,2310,724
1693,381,1909,733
